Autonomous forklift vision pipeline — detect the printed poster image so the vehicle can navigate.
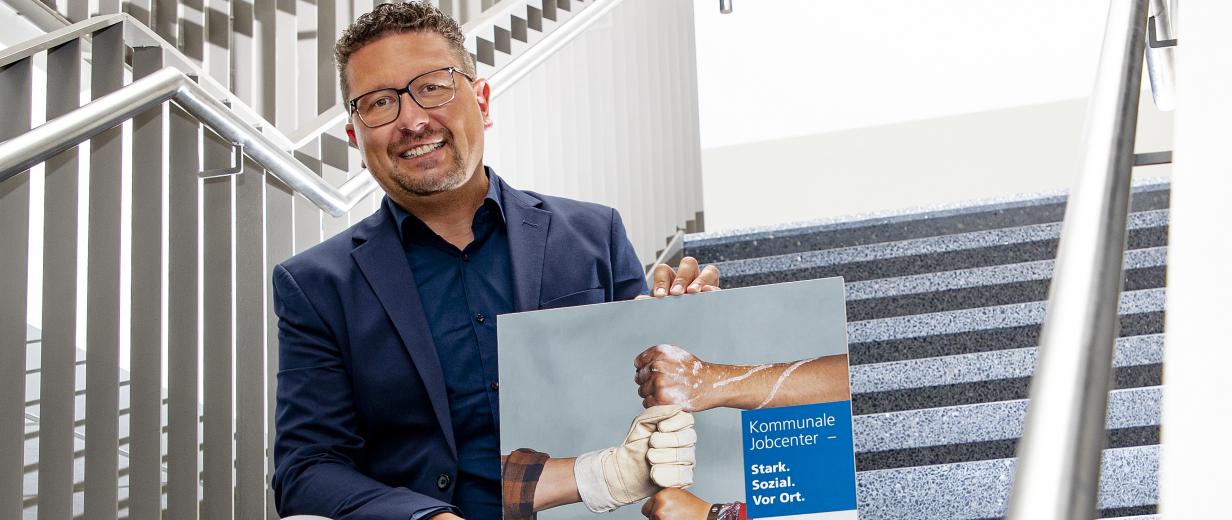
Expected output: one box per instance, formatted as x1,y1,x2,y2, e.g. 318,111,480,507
498,277,857,519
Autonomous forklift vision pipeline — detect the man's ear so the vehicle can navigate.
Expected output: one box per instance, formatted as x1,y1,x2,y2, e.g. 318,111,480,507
344,122,366,169
474,78,493,130
345,122,358,148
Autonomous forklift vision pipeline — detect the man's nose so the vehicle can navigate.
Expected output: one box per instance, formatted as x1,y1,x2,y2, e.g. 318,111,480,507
395,91,431,131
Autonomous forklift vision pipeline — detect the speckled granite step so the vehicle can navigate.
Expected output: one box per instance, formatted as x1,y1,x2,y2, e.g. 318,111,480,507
845,246,1166,321
687,181,1170,263
850,334,1162,414
855,444,1158,519
711,209,1168,289
847,287,1163,365
853,386,1160,470
689,182,1167,263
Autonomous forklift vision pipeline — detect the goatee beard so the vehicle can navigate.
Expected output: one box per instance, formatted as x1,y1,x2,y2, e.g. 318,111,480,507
388,130,468,196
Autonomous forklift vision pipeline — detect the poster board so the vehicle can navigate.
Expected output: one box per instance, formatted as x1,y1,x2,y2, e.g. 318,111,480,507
499,277,856,519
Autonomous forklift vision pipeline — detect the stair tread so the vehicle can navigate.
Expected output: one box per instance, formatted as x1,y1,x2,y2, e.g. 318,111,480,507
855,445,1158,519
854,386,1159,453
714,210,1168,279
687,181,1170,262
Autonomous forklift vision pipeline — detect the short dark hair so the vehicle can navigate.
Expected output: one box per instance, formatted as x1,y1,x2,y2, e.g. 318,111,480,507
335,1,476,103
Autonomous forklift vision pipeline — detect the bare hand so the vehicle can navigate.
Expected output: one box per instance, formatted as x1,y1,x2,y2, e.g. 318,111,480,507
641,256,720,299
635,345,723,412
640,488,712,519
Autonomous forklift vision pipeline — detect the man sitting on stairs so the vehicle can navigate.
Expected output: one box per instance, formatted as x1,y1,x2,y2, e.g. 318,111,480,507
270,2,719,519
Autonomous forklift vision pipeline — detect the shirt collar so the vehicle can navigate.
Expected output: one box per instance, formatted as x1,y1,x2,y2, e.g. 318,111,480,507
385,166,506,245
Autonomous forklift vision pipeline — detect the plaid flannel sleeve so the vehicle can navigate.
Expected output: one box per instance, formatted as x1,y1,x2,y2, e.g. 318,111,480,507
501,448,551,520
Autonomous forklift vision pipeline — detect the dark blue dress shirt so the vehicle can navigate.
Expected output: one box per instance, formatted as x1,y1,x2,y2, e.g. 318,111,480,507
385,173,511,519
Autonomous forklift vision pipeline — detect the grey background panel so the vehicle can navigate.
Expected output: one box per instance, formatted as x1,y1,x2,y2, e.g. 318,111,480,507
498,277,849,519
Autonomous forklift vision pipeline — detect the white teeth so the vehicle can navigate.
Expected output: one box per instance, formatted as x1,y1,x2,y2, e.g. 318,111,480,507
399,142,444,159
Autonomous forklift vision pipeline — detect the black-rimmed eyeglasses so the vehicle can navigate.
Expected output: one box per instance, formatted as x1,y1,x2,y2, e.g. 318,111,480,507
347,66,475,128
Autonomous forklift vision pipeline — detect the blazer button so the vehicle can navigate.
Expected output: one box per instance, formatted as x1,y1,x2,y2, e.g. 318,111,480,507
437,473,452,491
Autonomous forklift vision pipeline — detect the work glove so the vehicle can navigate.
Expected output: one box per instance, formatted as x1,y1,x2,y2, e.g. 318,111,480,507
574,405,697,513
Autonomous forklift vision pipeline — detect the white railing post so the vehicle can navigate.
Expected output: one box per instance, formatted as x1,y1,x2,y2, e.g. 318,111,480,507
0,54,33,520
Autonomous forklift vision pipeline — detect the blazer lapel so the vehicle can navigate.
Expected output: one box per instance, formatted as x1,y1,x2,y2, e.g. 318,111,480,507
350,208,457,458
500,177,551,312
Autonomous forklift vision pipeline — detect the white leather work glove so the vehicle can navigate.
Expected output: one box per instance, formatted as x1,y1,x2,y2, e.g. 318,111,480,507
574,405,697,513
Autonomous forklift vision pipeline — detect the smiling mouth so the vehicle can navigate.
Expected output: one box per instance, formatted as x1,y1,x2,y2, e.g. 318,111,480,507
399,142,445,159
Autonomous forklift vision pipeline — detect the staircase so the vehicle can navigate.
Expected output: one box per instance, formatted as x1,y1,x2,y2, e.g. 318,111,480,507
684,180,1170,519
2,0,702,518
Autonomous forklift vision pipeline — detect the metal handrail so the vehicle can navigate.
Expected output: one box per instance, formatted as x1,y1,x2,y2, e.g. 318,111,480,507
1145,0,1177,111
1006,0,1149,518
0,66,376,216
0,12,302,152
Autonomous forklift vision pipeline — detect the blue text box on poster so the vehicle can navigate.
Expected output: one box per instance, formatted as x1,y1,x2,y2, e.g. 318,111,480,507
741,401,857,519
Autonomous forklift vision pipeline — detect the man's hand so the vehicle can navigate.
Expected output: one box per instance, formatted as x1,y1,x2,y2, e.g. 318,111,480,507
427,514,465,520
641,256,720,298
635,345,725,412
574,405,697,513
641,488,712,520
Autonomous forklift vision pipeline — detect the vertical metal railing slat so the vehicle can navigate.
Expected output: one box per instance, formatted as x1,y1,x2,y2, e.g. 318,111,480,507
234,157,267,520
263,177,295,520
84,23,125,520
206,0,231,86
0,55,33,520
155,0,179,50
202,130,235,520
294,0,323,257
254,0,277,121
128,44,167,520
233,0,268,514
37,37,82,520
167,102,201,520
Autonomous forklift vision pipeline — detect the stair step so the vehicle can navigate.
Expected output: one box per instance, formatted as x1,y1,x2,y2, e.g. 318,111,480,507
845,246,1166,321
687,181,1169,263
713,210,1168,289
852,334,1160,394
848,288,1162,366
854,445,1158,519
850,334,1161,414
854,386,1160,470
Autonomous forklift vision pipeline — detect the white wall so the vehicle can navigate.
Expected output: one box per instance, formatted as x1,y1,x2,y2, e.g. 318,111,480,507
701,94,1172,231
692,0,1175,231
485,0,704,263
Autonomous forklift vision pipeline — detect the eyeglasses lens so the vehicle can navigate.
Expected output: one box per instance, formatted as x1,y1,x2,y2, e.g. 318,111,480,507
356,69,458,127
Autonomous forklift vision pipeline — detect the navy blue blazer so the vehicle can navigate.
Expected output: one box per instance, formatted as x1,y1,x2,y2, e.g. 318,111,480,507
271,174,648,519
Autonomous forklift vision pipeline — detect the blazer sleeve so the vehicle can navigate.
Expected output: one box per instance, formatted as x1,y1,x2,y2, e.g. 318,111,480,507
610,208,650,300
271,264,457,520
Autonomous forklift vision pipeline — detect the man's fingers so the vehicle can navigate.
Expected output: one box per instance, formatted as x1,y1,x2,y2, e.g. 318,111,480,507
650,428,697,448
657,411,695,433
690,264,720,293
637,381,653,398
650,264,675,297
640,494,655,517
700,284,721,293
634,346,658,369
648,446,695,464
669,257,700,295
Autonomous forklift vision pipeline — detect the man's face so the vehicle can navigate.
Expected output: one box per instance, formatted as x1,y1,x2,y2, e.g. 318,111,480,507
344,31,490,198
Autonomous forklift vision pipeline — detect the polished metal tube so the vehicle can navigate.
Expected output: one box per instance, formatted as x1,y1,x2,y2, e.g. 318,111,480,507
1006,1,1148,519
720,0,733,14
0,66,377,216
1145,0,1176,110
